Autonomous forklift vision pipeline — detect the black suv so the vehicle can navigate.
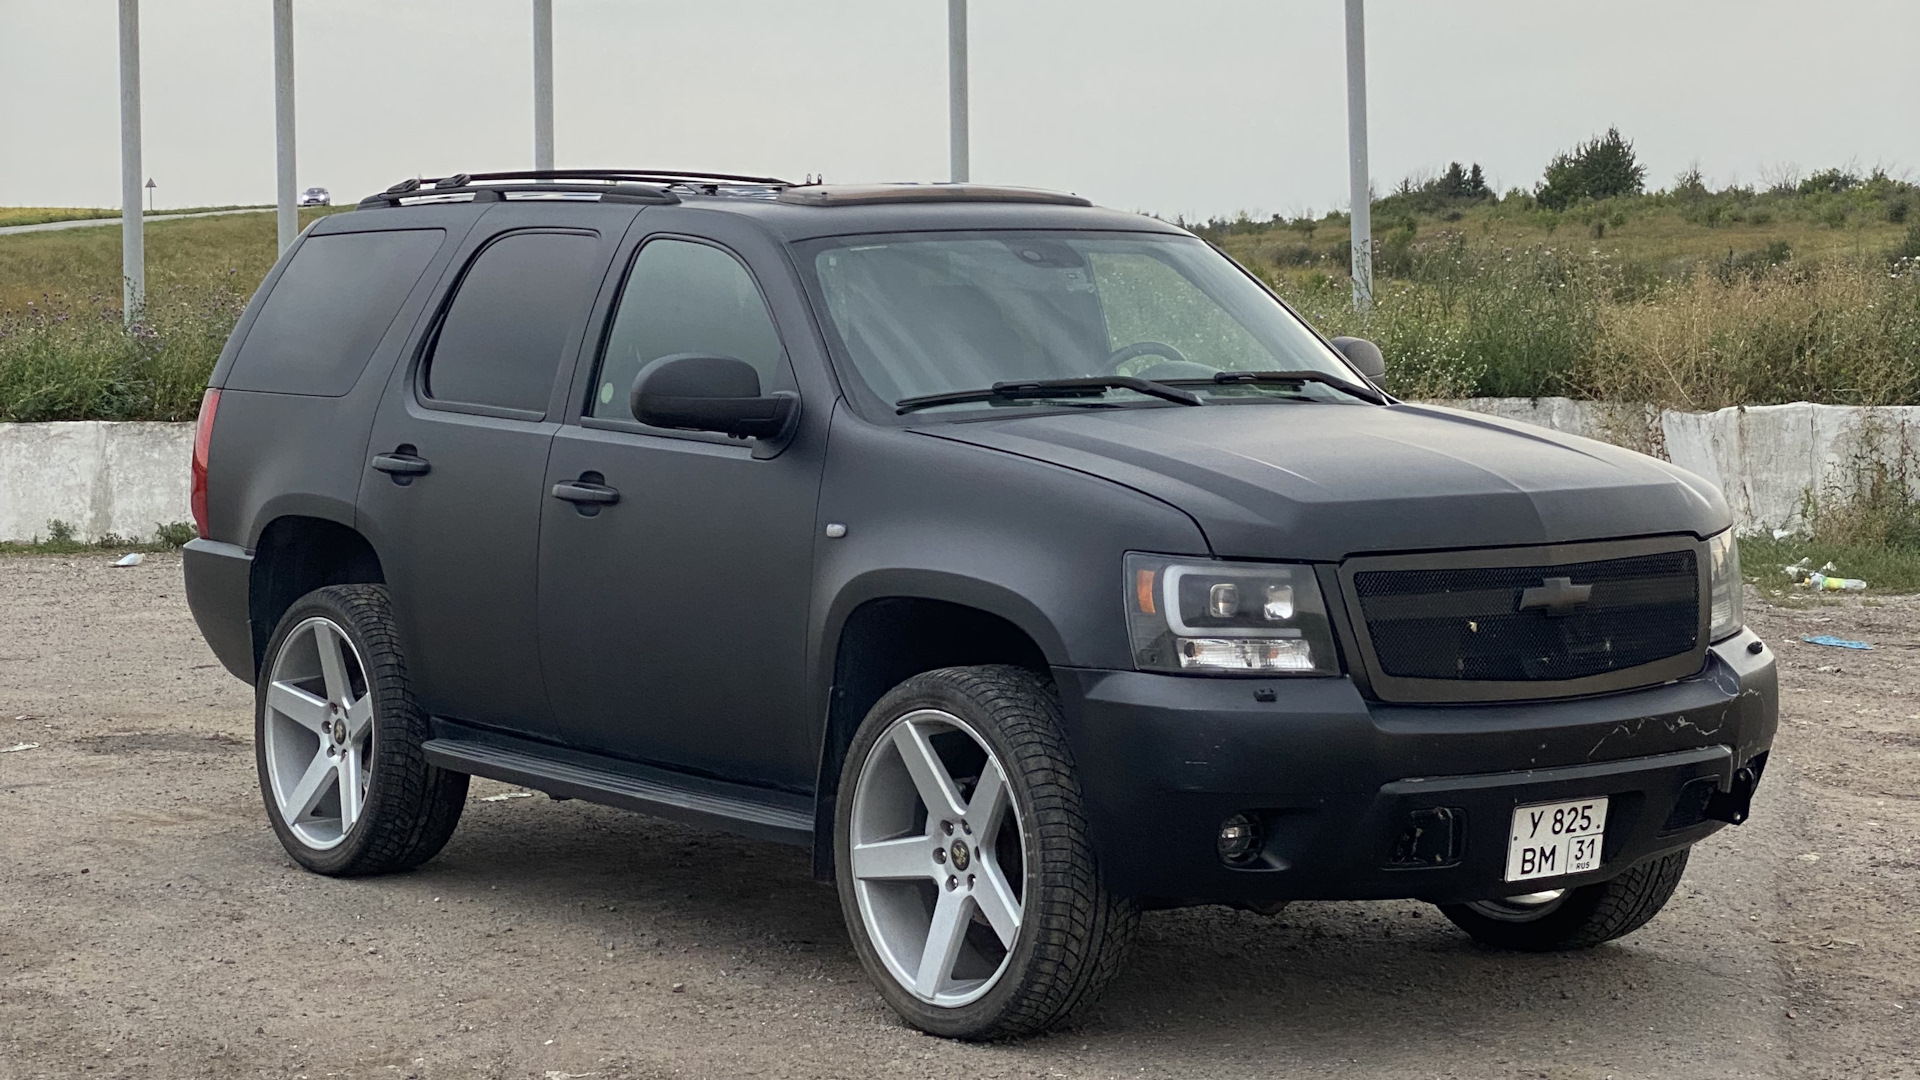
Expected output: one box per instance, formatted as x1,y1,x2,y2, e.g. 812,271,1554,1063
183,170,1776,1040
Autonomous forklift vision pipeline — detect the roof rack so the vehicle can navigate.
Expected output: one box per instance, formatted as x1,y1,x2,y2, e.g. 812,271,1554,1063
776,183,1092,208
359,168,800,209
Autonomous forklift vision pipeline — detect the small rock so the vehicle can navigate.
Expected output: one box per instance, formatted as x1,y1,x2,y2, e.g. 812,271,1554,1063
671,982,686,993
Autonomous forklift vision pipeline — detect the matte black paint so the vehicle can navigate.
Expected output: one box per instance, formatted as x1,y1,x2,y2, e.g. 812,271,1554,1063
181,185,1777,907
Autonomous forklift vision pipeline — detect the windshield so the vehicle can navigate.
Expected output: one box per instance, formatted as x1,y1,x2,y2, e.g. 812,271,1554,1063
800,230,1365,416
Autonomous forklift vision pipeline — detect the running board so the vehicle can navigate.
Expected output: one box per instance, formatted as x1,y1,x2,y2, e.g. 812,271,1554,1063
423,738,813,847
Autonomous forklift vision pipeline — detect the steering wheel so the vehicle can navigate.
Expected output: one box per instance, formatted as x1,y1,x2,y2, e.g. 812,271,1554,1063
1108,341,1191,373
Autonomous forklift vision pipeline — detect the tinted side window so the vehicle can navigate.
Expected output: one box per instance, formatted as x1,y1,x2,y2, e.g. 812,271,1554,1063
227,229,444,396
424,231,602,414
590,239,788,420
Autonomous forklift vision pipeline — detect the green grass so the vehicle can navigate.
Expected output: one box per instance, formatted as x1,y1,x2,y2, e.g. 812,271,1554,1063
1739,535,1920,597
0,520,195,556
0,206,344,421
0,205,271,229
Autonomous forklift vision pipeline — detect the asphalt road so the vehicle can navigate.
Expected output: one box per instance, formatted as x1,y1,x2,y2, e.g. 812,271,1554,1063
2,552,1914,1079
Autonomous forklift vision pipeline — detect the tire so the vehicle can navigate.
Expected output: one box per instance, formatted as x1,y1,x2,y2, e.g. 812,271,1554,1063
1437,847,1691,951
834,665,1136,1040
254,584,467,876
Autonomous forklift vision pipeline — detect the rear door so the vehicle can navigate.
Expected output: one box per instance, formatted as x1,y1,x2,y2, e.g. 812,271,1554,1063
535,212,825,788
358,205,631,733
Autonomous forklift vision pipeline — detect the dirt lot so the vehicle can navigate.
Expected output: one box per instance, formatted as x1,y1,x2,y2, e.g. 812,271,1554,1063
2,552,1916,1080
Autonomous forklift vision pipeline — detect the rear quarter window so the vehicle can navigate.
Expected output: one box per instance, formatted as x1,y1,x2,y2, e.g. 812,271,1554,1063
226,229,445,397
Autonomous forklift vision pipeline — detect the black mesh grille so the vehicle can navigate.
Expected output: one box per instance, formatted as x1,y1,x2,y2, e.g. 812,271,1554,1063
1353,549,1700,683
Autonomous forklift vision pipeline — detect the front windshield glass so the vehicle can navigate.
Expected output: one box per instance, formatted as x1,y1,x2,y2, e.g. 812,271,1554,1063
801,230,1364,415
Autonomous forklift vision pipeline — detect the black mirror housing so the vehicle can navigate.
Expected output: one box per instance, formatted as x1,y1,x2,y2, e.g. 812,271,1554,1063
631,354,796,440
1330,336,1386,381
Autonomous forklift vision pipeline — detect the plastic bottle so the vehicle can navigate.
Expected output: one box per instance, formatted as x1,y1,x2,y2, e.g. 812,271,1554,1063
1807,572,1867,592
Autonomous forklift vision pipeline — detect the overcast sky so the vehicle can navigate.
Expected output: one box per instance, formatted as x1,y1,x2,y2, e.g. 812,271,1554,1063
2,1,1915,219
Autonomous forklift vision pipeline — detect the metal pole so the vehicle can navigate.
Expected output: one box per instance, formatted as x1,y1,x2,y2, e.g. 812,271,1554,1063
273,0,297,252
533,0,554,171
1344,0,1373,311
947,0,969,183
118,0,143,326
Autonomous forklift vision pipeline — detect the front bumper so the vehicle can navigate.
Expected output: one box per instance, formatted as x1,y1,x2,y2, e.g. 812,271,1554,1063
1051,630,1777,908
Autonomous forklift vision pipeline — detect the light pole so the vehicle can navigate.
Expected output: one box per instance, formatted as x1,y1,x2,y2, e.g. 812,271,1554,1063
947,0,969,183
273,0,297,252
118,0,143,326
1344,0,1373,311
533,0,555,171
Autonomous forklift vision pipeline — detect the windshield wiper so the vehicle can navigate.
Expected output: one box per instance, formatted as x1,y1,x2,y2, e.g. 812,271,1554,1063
1159,369,1387,405
895,376,1205,415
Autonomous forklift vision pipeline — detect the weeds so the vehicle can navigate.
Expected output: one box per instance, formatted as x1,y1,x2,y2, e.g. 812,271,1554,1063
0,519,196,556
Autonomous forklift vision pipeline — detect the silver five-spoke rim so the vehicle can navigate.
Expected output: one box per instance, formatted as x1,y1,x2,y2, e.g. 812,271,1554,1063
850,709,1027,1008
262,616,374,850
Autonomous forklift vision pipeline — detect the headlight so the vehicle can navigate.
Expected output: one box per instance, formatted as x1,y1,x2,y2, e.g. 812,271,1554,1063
1125,554,1341,675
1707,529,1743,642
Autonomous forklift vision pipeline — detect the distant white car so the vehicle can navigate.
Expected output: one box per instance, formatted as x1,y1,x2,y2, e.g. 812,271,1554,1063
297,186,331,207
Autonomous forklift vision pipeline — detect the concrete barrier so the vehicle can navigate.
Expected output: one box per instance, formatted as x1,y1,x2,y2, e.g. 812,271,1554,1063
2,402,1916,541
1447,398,1920,533
0,421,193,543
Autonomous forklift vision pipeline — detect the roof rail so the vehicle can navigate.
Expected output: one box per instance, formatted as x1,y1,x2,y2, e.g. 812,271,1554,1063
358,168,799,209
776,183,1092,208
447,168,794,188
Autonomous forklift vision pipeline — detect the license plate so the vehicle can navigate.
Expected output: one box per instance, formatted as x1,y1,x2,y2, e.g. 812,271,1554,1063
1504,797,1608,882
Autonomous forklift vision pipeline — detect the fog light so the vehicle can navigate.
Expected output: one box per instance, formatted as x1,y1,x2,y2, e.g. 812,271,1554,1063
1217,813,1263,865
1178,637,1316,672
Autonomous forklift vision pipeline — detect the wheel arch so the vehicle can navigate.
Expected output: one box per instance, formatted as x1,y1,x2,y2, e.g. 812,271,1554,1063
249,514,385,678
810,571,1061,880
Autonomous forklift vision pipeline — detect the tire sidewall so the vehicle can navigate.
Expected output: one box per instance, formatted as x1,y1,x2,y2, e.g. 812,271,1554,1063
834,669,1059,1039
254,587,395,875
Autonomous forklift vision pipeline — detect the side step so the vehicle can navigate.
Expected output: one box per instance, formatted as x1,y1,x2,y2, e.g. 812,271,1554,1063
423,738,813,848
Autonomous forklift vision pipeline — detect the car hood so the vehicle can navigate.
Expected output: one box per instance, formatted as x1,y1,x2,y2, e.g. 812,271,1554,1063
916,402,1730,561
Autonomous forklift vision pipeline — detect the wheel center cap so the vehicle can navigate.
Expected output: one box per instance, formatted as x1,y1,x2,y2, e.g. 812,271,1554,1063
950,839,971,871
328,709,348,746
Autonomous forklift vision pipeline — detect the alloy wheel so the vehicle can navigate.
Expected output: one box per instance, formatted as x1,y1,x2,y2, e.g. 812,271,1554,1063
848,709,1027,1008
261,616,375,850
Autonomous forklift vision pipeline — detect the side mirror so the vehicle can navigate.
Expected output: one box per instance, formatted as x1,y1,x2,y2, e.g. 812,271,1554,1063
1330,336,1385,381
631,354,796,440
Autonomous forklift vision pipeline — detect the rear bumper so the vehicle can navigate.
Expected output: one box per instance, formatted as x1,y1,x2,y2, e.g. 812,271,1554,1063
182,538,255,683
1051,630,1777,908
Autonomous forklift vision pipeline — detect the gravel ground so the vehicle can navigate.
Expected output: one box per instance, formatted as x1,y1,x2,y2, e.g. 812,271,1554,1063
1,552,1915,1079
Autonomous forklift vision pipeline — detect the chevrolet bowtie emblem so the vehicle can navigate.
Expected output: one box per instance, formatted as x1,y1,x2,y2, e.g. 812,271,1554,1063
1518,576,1593,615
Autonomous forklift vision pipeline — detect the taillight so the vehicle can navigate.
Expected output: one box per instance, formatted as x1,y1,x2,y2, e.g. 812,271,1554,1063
191,388,220,538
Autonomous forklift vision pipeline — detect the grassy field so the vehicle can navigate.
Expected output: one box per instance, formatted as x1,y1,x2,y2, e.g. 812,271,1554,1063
0,205,271,229
0,207,339,421
1201,179,1920,409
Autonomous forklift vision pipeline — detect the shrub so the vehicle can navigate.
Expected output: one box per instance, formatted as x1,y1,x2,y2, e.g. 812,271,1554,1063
1537,127,1646,210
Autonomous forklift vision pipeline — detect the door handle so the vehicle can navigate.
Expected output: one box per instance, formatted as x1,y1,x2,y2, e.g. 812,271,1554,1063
371,448,430,483
551,480,620,506
371,452,430,475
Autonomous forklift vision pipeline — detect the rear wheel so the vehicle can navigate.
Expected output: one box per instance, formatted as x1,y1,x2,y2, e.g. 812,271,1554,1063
1437,848,1691,951
256,584,467,876
835,666,1135,1040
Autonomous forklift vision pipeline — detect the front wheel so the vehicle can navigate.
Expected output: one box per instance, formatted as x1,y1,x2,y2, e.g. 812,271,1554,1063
1436,847,1691,951
834,666,1135,1040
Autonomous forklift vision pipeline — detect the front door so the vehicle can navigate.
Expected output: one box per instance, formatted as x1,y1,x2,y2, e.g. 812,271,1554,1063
537,232,823,790
359,216,619,733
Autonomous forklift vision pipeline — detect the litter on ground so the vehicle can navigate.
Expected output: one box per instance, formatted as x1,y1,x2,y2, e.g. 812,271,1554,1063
1802,635,1874,650
1784,559,1867,591
480,790,536,802
112,553,143,567
0,742,40,753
